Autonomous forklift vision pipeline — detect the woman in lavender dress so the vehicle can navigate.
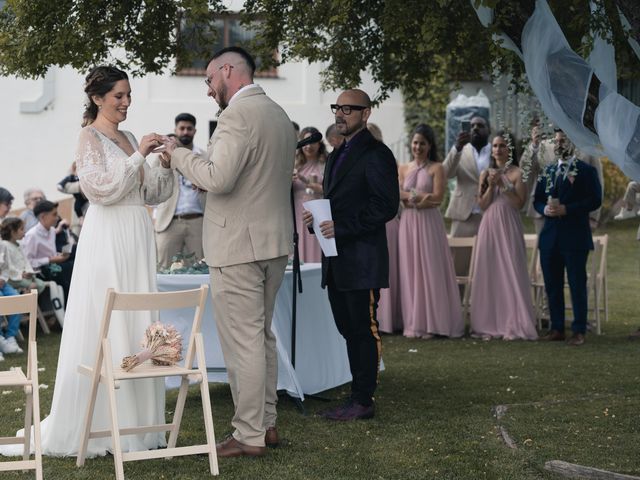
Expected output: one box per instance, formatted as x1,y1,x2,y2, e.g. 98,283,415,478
470,132,537,340
292,127,326,263
398,124,464,338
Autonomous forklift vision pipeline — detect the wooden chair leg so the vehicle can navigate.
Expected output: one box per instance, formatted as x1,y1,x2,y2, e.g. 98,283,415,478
36,307,50,335
196,334,218,475
77,345,107,467
31,344,43,480
167,377,190,452
23,386,33,461
103,342,125,480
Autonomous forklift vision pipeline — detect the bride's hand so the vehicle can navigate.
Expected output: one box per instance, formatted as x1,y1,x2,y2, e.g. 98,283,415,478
138,133,165,157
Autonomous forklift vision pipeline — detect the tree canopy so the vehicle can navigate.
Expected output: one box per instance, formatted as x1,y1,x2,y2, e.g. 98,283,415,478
1,0,638,101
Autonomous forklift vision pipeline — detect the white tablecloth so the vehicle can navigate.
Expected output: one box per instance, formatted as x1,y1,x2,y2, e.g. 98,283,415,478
157,264,353,399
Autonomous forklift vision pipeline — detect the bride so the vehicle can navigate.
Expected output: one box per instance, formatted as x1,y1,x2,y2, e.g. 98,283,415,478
1,66,174,457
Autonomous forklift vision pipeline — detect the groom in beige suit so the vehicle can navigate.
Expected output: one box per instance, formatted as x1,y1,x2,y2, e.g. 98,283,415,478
443,115,491,280
165,46,296,458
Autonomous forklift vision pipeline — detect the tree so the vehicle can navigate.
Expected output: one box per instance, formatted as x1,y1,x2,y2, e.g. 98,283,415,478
2,0,637,95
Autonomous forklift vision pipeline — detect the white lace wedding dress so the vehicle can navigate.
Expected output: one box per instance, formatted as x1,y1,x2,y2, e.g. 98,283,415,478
0,126,174,457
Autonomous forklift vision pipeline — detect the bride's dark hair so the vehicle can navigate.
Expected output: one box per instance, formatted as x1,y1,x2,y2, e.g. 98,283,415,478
82,66,128,127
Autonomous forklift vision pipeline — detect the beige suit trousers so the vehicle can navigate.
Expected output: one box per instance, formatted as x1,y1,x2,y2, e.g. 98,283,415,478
155,216,204,268
209,255,288,446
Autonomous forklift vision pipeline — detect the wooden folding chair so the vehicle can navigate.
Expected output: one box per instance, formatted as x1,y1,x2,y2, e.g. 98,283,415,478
0,290,42,480
447,235,477,321
588,234,608,334
76,285,218,479
524,233,546,330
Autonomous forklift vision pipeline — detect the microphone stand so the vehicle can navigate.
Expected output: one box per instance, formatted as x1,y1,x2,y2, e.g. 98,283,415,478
281,185,306,414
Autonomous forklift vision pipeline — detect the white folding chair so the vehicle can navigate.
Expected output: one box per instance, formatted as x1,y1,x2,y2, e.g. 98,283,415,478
447,235,477,321
76,285,218,479
524,233,546,330
0,290,42,480
588,234,608,334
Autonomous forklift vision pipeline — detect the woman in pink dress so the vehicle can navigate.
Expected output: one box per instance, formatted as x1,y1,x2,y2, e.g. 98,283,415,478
293,126,326,263
367,123,403,333
470,132,537,340
398,124,464,338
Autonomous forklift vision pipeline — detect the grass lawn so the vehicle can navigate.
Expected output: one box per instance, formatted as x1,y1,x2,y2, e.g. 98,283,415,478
1,219,639,479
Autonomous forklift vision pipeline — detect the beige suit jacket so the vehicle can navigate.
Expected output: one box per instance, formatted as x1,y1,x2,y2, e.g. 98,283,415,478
521,139,604,221
150,147,206,233
171,86,296,267
443,144,483,221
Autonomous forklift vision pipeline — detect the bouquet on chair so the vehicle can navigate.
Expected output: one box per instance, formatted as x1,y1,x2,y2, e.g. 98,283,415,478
121,322,183,372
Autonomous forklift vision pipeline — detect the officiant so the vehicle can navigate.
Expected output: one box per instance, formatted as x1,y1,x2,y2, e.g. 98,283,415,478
302,88,399,421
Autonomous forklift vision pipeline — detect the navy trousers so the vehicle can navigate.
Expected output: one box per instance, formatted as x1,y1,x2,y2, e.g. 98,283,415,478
539,248,589,334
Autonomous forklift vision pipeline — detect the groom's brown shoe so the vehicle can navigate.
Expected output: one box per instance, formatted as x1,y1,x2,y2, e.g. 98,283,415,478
216,436,266,458
265,427,279,448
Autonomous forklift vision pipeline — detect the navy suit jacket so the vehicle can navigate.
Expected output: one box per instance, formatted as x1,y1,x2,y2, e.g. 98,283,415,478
533,159,601,252
319,128,399,290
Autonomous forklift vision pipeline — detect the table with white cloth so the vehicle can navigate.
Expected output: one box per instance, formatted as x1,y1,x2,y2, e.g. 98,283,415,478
157,263,355,400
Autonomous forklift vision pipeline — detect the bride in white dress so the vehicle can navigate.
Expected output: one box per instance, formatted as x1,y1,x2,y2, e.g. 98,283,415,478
0,66,174,457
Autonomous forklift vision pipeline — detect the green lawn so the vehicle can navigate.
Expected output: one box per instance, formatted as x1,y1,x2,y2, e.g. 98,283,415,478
1,220,639,479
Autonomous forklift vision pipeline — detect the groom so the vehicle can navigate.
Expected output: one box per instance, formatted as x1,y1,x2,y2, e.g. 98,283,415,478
165,46,296,457
533,130,601,346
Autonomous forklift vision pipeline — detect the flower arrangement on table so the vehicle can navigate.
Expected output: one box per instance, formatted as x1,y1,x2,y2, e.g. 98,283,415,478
121,322,183,372
158,252,209,274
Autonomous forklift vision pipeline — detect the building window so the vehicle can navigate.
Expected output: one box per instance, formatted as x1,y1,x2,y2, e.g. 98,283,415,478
177,14,277,78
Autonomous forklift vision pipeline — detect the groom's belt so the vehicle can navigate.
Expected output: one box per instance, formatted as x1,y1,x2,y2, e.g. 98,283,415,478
173,213,203,220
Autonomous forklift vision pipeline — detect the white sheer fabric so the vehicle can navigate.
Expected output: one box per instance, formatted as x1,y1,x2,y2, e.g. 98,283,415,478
471,0,640,181
0,126,174,458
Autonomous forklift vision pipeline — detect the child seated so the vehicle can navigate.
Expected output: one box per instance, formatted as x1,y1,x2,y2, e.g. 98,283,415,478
0,244,24,360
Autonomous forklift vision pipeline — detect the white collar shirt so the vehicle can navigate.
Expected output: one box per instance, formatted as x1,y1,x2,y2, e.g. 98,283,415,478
21,222,57,269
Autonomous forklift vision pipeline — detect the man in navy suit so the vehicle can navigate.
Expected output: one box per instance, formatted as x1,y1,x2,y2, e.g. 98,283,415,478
534,130,602,346
303,89,399,420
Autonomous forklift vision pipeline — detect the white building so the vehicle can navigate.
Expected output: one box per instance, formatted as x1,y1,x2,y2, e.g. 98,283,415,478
0,60,405,209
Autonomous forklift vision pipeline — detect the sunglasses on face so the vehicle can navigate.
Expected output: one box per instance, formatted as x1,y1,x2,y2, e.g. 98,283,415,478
330,104,368,115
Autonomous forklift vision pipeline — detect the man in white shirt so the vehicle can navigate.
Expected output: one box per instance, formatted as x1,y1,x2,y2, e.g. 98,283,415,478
443,115,491,282
153,113,206,268
22,200,74,302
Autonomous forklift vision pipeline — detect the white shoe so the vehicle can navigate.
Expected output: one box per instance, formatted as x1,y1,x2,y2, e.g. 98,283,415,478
1,336,23,354
6,336,23,354
614,207,637,220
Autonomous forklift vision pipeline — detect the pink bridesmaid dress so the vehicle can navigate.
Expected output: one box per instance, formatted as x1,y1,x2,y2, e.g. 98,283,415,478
293,159,324,263
378,215,403,333
470,181,538,340
398,166,464,338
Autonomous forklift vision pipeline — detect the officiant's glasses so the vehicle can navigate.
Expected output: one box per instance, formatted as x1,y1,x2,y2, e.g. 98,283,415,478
330,104,368,115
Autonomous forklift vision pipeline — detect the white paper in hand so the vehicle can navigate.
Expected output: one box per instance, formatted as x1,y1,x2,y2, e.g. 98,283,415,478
302,199,338,257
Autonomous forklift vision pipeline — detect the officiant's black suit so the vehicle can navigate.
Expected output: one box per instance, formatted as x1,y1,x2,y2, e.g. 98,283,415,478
320,127,398,407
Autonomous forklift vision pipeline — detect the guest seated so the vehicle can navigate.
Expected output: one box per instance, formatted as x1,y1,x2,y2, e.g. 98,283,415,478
22,200,74,303
57,161,88,235
0,217,65,326
0,187,13,222
20,188,46,231
0,245,24,360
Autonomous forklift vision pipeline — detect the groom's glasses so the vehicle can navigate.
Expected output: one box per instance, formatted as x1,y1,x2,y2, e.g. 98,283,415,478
204,64,235,87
